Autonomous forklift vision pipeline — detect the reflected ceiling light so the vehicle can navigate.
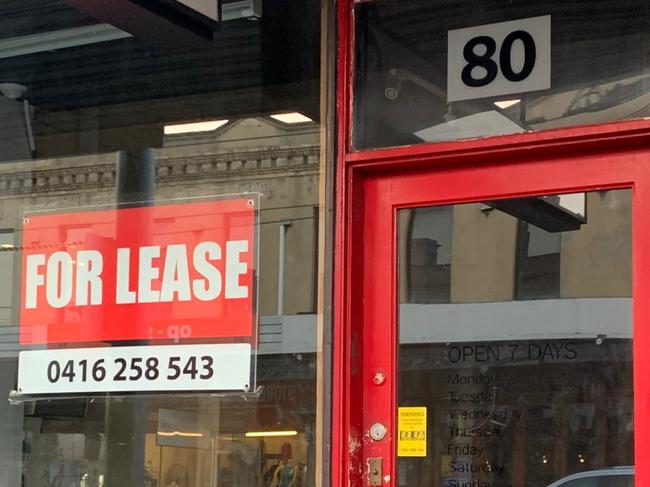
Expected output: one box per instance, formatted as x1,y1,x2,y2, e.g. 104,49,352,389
245,430,298,438
0,24,131,60
157,431,204,438
0,244,15,250
164,120,229,135
270,112,313,124
494,99,521,109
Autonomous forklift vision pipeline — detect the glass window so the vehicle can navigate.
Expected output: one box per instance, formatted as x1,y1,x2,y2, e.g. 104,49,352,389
0,1,326,487
398,190,633,487
354,0,650,149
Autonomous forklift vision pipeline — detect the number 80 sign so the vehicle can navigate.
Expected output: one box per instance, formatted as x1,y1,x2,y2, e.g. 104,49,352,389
447,15,551,103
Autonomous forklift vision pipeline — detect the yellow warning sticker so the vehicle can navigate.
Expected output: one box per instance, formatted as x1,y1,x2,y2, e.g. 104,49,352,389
397,406,427,457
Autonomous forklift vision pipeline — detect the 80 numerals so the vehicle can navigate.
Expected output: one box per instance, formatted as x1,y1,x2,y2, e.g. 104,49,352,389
462,30,536,88
47,355,215,384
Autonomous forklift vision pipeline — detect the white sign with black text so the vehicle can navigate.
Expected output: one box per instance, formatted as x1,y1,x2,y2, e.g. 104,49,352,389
17,343,251,395
447,15,551,103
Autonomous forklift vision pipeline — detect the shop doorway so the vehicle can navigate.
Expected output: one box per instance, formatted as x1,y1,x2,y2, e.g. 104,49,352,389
333,125,650,487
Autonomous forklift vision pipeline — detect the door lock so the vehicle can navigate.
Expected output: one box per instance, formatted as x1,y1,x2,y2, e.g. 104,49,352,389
369,422,387,441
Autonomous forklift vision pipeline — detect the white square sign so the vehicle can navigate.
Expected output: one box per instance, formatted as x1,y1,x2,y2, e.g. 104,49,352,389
18,344,252,395
447,15,551,103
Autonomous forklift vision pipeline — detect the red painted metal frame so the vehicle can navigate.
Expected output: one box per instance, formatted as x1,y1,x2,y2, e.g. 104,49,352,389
332,2,650,487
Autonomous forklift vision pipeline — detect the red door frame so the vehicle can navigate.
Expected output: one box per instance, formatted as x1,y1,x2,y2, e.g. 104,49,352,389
333,1,650,487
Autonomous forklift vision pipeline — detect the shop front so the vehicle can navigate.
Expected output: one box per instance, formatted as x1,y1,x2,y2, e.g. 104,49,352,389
334,1,649,487
0,1,648,487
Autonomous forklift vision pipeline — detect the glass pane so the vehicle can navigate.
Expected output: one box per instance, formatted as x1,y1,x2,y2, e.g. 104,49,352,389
397,190,633,487
354,0,650,149
0,1,324,487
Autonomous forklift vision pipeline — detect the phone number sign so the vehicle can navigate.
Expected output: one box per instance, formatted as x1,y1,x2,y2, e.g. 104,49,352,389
17,197,258,395
18,344,251,394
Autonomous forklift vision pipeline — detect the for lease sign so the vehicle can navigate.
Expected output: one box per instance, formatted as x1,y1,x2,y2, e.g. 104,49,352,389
19,198,256,345
17,197,257,396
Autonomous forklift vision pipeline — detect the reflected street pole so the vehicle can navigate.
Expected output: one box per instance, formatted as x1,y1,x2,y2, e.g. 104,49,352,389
105,148,155,487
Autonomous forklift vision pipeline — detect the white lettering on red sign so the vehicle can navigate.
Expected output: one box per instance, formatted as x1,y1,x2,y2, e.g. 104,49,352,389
24,241,249,308
19,198,256,345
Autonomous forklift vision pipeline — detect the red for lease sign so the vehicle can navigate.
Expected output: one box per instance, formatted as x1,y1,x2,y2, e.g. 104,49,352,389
19,198,256,345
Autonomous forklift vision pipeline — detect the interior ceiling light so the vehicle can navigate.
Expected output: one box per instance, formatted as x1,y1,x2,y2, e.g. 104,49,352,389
270,112,314,124
0,24,131,60
164,120,229,135
245,430,298,438
494,99,521,109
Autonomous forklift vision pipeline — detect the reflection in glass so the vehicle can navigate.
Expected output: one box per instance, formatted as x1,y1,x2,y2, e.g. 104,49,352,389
355,0,650,149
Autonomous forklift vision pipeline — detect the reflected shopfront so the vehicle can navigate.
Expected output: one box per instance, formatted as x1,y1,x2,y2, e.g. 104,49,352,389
398,192,633,487
0,1,323,487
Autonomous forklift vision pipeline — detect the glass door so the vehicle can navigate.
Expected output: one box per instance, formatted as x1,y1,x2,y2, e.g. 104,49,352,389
335,138,650,487
396,192,633,487
335,0,650,485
